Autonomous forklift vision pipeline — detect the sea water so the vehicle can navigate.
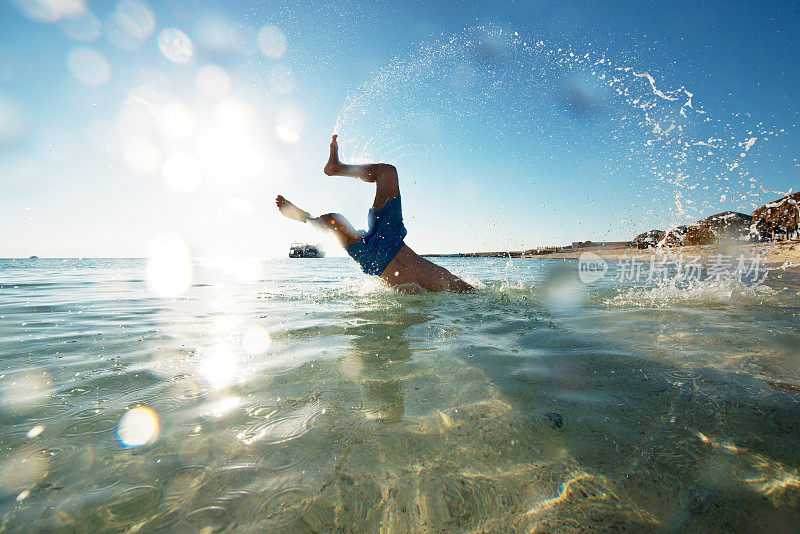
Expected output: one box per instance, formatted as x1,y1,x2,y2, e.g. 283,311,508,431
1,257,799,531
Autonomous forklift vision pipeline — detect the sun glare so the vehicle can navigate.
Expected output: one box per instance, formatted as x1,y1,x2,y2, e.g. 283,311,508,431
163,152,201,191
199,345,239,389
117,406,160,447
241,326,272,355
146,234,193,297
5,0,301,257
66,46,111,86
157,27,194,63
196,64,231,98
104,0,155,51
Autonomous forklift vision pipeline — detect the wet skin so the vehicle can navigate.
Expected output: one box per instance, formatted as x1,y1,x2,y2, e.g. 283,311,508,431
276,135,472,293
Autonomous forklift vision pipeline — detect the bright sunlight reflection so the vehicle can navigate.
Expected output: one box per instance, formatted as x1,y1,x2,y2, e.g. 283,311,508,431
117,406,159,447
241,326,272,355
146,234,192,297
0,368,54,412
199,345,239,389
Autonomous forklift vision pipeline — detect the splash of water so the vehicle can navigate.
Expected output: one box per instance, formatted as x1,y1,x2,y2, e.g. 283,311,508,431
605,276,776,308
335,26,782,232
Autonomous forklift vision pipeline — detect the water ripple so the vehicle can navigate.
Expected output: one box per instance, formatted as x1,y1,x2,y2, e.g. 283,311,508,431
256,487,311,529
180,505,232,532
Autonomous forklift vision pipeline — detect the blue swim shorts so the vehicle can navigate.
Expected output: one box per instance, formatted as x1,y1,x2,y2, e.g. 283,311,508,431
345,195,407,276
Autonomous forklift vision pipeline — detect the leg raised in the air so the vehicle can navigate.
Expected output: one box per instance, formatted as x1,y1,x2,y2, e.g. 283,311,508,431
323,135,400,211
275,195,361,247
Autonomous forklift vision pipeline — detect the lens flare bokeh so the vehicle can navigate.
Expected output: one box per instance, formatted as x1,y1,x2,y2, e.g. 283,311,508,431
117,406,159,448
1,0,799,532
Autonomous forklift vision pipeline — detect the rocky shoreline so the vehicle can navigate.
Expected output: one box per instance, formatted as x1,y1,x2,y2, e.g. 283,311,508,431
424,240,800,266
424,191,800,267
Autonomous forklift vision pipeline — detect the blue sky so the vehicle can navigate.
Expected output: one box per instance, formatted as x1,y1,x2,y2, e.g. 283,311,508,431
0,0,798,257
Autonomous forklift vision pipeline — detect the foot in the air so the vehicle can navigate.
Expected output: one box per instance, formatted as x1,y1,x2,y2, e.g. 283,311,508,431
323,134,341,176
275,195,310,222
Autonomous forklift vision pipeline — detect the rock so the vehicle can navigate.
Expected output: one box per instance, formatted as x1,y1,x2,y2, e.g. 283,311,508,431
751,191,800,241
664,211,753,246
633,230,665,249
543,412,563,429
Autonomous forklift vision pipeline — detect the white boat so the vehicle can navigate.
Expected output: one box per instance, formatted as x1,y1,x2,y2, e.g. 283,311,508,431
289,243,325,258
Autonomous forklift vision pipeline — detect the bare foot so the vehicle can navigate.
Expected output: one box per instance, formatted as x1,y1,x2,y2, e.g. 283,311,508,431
275,195,310,223
323,134,341,176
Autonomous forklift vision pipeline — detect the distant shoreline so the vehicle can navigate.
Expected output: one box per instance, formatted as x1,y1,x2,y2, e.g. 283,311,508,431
423,240,800,266
5,241,798,266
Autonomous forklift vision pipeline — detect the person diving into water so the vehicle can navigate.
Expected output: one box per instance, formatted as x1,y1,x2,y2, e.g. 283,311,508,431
276,135,473,292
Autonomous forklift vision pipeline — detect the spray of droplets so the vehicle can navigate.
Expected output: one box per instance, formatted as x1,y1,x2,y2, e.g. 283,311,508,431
335,26,784,234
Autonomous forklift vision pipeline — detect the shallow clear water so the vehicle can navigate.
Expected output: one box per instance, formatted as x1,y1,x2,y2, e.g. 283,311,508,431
1,257,799,532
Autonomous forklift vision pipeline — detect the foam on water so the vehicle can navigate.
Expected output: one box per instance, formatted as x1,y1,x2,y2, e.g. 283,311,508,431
606,277,778,308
